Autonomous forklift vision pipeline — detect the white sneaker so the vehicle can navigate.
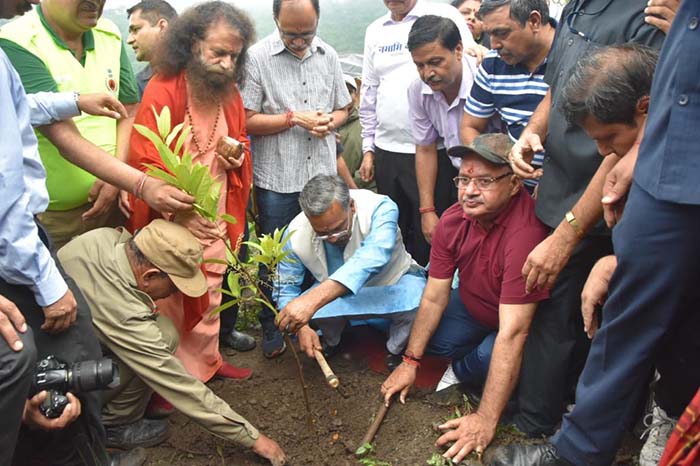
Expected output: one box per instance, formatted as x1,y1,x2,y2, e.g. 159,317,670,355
436,363,460,392
639,402,678,466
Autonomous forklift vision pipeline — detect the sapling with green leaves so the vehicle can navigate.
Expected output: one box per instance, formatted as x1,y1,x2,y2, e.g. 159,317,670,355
135,106,313,418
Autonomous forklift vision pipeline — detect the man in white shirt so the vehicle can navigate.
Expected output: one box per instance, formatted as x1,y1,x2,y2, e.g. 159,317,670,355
358,0,475,266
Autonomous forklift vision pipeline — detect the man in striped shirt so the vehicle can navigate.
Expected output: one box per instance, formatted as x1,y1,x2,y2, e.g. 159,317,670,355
460,0,555,193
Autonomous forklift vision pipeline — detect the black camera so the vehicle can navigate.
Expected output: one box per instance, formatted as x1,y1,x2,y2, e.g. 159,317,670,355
31,356,120,418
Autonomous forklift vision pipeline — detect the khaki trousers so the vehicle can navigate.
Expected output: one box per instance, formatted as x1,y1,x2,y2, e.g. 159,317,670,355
39,203,124,250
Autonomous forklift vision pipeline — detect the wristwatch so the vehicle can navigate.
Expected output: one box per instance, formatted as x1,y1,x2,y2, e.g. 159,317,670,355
565,210,584,238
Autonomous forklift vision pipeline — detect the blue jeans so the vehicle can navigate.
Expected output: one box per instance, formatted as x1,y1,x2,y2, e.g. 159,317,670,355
255,187,301,325
427,289,496,387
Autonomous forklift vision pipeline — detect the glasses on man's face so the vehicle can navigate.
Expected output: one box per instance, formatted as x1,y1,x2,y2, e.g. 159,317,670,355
452,172,513,190
316,211,352,241
276,21,317,42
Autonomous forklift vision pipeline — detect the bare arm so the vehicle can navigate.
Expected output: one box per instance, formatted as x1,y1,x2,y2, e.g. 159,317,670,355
245,109,291,136
436,302,537,462
336,154,358,189
381,277,452,404
276,279,350,334
416,143,440,244
115,103,137,162
523,153,621,292
509,90,551,179
36,120,194,213
460,113,489,145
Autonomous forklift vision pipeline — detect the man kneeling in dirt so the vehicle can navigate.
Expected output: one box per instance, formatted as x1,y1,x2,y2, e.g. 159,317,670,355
275,174,425,367
57,220,286,465
380,134,549,463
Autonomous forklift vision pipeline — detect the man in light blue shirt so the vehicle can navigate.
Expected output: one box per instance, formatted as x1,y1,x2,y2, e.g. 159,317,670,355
275,175,425,366
0,2,191,461
0,47,161,466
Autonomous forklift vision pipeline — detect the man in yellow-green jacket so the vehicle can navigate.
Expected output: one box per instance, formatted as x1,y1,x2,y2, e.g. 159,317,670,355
0,0,139,249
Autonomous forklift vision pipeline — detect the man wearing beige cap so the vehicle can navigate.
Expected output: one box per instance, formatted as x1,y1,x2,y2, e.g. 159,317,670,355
57,220,287,466
380,133,548,463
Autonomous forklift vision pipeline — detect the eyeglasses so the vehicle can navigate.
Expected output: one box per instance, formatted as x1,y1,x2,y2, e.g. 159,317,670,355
316,211,352,241
453,172,513,190
276,21,317,41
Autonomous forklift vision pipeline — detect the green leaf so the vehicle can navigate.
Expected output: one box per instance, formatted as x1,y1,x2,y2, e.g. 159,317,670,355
155,105,171,140
166,122,184,146
143,165,181,187
253,297,278,315
134,123,164,150
220,213,238,225
226,273,241,298
210,299,238,316
173,124,191,157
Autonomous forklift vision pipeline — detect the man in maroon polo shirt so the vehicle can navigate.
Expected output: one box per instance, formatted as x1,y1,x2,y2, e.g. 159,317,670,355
380,133,549,463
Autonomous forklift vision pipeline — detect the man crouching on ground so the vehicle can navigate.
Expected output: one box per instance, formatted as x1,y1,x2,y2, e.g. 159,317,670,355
380,133,549,463
58,220,286,465
275,175,425,368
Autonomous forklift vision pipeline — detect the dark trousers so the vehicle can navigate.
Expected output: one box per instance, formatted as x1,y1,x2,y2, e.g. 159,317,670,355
0,225,108,466
254,186,302,326
553,182,700,466
0,328,37,466
514,234,613,436
374,147,457,266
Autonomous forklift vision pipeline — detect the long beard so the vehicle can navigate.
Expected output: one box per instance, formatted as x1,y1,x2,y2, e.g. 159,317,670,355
186,58,236,106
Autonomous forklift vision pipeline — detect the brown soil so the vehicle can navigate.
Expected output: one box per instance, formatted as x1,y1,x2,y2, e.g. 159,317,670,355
141,327,641,466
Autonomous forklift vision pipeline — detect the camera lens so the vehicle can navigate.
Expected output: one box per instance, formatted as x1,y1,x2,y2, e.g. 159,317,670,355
69,358,120,392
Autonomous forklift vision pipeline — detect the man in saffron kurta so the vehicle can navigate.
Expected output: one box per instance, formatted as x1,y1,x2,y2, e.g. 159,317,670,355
127,3,255,385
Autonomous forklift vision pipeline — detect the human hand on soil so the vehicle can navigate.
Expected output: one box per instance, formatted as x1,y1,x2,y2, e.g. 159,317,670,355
252,433,287,466
522,230,576,293
276,295,317,334
436,412,497,463
297,325,322,358
581,255,617,339
380,362,417,406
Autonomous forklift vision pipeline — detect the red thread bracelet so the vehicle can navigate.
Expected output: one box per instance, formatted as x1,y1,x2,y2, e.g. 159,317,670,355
285,110,295,128
402,355,421,367
419,206,436,214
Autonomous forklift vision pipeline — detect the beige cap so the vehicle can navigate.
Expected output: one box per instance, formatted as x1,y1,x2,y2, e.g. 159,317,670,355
134,219,208,298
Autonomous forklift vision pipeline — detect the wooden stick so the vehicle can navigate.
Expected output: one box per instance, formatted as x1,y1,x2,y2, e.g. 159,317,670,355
360,400,390,446
314,348,339,388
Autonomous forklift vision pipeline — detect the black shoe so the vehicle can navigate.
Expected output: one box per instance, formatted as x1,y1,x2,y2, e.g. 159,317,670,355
321,340,340,359
385,352,402,372
110,447,147,466
487,442,574,466
220,329,256,352
106,418,170,450
426,384,469,407
262,322,286,359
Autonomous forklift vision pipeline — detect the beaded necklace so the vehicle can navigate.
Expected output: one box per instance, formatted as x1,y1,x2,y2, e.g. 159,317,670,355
186,103,222,156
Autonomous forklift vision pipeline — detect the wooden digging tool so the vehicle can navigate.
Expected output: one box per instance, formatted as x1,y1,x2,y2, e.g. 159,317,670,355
360,399,391,446
314,348,340,388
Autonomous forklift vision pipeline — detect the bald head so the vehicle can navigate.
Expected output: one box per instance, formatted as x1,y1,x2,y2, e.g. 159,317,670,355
273,0,319,19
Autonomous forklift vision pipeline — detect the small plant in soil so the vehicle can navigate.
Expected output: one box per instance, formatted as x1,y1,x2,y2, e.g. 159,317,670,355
136,106,313,418
355,442,393,466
